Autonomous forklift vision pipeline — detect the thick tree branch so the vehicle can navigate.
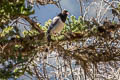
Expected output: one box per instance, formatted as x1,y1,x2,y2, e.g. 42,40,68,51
21,16,44,35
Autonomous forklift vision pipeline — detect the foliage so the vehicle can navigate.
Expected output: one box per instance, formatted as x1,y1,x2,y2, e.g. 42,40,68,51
0,0,120,80
0,0,34,28
0,0,36,79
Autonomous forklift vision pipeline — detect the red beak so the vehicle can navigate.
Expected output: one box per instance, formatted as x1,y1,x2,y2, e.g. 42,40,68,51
66,12,69,15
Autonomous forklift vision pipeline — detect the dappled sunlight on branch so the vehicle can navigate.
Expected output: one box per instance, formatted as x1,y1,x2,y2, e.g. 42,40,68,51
0,0,120,79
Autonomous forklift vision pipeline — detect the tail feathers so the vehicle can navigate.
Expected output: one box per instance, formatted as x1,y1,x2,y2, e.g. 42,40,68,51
47,29,52,46
47,34,51,42
47,34,51,46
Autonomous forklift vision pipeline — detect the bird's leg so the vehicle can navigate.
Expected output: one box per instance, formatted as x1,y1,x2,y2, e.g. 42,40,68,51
56,33,60,42
54,33,58,41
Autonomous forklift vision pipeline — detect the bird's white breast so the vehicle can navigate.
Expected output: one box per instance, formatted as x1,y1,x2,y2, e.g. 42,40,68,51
51,17,64,34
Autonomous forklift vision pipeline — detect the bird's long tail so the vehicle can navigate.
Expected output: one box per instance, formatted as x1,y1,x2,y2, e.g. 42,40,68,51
47,34,51,42
47,31,51,46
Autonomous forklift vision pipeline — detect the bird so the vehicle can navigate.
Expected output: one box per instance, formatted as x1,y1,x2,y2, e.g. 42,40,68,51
47,9,69,42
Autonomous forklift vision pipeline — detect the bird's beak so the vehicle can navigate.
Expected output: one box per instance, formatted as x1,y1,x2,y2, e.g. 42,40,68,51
66,12,69,15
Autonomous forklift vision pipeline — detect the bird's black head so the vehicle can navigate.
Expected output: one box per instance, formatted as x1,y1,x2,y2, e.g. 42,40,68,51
58,10,69,23
62,10,69,15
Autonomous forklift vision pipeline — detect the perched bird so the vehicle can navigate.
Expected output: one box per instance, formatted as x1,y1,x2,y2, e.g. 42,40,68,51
47,10,69,42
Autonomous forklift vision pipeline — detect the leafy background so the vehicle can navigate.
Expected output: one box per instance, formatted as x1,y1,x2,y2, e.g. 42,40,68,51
0,0,120,80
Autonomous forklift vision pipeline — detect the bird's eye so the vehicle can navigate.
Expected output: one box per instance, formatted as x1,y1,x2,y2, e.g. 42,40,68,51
62,10,69,15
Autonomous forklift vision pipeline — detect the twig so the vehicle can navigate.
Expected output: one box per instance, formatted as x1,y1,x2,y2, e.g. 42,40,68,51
21,15,44,34
57,0,62,11
79,0,83,17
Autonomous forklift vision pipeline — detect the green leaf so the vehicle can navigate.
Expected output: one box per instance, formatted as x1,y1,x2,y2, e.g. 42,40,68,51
20,6,24,13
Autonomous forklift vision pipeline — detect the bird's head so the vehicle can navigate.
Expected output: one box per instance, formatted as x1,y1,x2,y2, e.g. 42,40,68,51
62,9,69,16
58,9,69,22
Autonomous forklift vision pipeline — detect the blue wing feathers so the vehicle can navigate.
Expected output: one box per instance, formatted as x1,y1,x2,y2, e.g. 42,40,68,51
47,16,60,42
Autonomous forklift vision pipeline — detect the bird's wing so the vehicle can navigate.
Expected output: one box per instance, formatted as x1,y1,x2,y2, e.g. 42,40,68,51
52,16,60,26
47,16,60,33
